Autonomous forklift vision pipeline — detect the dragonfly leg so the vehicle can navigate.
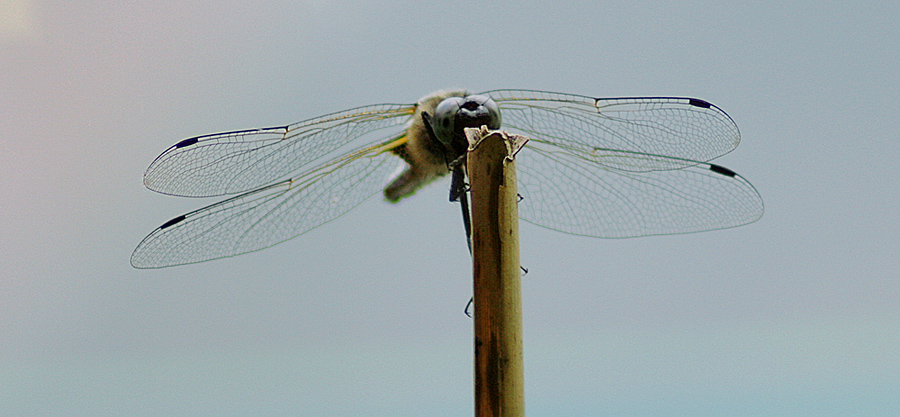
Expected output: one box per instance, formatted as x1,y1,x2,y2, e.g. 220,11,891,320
447,155,469,202
422,109,477,317
457,173,473,255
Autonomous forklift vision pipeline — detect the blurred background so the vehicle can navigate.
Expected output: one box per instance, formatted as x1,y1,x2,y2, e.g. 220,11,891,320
2,1,898,416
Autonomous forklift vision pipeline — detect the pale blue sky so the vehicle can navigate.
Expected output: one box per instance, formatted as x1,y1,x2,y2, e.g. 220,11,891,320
2,1,899,416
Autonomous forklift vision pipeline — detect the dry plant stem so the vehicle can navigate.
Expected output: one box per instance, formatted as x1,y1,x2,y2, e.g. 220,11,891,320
466,127,526,417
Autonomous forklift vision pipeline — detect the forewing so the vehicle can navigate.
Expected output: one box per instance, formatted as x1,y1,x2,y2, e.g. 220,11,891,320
144,103,415,197
131,137,405,268
514,141,764,238
485,89,741,169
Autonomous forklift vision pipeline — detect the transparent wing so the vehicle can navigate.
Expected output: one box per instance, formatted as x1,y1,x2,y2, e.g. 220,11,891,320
483,89,762,237
144,103,416,197
514,143,763,237
131,136,406,268
485,89,740,167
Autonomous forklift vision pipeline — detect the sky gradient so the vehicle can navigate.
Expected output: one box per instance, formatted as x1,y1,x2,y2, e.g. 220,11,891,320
2,1,899,416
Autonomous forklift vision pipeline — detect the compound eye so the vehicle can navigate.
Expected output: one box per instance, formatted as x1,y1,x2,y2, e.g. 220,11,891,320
465,95,501,130
433,97,465,146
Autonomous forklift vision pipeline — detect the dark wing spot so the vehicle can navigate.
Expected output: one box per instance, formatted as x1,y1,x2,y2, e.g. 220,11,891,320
159,215,187,229
174,137,199,148
708,164,737,177
688,98,712,109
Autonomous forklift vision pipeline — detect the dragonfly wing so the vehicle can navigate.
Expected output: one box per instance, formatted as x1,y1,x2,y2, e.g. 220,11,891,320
144,103,416,197
131,137,405,268
481,89,759,237
514,141,764,238
485,89,741,167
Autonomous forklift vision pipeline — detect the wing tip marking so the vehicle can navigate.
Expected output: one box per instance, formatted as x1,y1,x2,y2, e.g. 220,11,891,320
159,214,187,229
708,164,737,177
688,98,712,109
174,137,199,148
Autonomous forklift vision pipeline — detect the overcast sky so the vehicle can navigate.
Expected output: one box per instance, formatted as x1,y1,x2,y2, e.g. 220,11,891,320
3,1,899,416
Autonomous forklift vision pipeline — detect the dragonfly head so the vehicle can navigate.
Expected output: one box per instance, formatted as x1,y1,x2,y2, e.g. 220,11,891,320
432,94,501,157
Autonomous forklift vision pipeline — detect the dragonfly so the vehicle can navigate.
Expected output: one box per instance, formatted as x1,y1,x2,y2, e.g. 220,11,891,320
131,89,763,269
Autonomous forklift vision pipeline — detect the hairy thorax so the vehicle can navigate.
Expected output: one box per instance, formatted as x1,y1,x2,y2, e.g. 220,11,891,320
383,89,467,202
